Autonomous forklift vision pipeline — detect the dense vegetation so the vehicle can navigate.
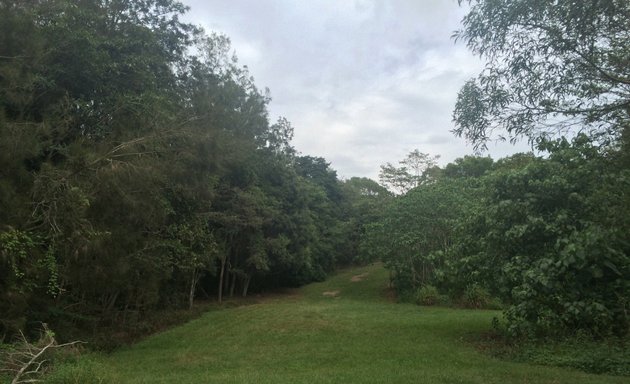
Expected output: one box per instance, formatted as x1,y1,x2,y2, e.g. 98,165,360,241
366,0,630,340
0,0,380,345
1,0,629,381
366,140,630,338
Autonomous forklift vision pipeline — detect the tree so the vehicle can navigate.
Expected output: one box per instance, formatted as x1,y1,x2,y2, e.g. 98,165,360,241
378,150,439,194
453,0,630,150
364,157,491,293
0,0,358,346
446,137,630,337
164,220,217,310
441,155,493,179
262,117,296,157
340,178,391,265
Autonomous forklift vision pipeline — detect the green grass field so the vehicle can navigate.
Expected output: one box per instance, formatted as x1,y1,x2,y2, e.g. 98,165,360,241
44,264,626,383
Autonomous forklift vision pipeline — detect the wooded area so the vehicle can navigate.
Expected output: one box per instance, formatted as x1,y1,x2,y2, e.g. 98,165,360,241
0,0,379,344
1,1,629,380
368,0,630,338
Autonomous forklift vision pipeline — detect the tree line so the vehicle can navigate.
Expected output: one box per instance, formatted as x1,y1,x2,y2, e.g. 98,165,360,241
366,140,629,338
0,0,379,343
2,0,628,347
365,0,630,339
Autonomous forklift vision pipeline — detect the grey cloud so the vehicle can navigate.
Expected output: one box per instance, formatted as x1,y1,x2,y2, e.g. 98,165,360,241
181,0,522,180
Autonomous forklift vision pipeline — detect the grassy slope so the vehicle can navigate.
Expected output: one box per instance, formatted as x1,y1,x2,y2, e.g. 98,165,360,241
45,264,626,383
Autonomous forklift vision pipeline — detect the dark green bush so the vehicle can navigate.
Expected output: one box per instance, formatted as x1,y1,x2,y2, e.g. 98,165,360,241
461,284,491,309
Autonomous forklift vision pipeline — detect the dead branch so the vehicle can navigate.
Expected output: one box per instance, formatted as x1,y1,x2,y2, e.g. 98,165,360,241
1,326,85,384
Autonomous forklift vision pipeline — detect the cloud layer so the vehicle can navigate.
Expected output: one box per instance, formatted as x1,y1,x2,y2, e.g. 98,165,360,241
182,0,531,179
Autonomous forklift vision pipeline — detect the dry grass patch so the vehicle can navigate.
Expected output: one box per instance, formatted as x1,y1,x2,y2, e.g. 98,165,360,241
350,272,369,282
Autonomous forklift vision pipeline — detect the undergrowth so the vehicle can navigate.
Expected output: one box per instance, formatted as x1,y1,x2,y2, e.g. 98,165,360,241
474,331,630,376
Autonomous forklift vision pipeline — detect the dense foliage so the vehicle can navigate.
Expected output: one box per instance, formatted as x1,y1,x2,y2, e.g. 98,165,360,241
453,0,630,150
374,1,630,324
368,0,630,339
2,0,628,359
367,141,630,338
0,0,374,343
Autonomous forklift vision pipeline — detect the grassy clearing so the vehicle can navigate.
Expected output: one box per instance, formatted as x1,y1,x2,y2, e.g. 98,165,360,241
43,264,626,383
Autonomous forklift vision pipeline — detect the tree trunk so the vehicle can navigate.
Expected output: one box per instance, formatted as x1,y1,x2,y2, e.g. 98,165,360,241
422,262,426,286
409,255,418,286
188,268,198,310
103,291,119,314
229,271,236,298
224,266,231,294
218,256,226,304
242,275,251,297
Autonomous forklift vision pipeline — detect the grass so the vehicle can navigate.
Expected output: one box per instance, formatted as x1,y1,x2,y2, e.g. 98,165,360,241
42,264,627,383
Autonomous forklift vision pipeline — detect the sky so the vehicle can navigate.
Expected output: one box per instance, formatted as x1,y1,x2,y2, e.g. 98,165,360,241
180,0,531,180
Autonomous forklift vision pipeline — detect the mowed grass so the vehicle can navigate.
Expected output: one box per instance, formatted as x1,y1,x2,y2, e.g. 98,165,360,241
45,264,626,383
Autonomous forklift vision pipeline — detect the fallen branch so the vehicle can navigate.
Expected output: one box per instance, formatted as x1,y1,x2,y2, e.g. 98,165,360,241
0,325,85,384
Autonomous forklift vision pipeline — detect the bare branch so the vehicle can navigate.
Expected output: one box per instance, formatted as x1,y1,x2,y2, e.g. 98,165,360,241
1,326,86,384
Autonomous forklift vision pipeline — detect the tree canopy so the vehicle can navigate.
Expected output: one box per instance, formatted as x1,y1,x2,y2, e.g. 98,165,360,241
453,0,630,149
0,0,371,344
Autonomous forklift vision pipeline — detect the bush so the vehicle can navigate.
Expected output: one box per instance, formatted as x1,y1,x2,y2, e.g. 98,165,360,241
462,284,491,309
474,328,630,376
516,336,626,376
441,138,630,337
415,285,440,306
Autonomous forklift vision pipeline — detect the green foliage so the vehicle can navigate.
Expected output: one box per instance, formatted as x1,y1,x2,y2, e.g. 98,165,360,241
340,177,391,265
0,230,38,288
378,149,439,194
442,155,493,179
0,0,360,345
365,161,484,295
454,0,630,149
445,136,630,337
44,358,113,384
479,332,630,377
370,136,629,338
0,230,62,339
517,338,630,376
415,285,441,306
461,284,492,309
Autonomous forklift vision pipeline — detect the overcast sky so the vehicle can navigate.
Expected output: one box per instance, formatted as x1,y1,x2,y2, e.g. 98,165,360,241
180,0,531,179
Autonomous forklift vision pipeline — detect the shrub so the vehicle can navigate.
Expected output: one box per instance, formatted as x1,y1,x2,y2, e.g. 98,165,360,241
415,285,440,306
462,284,491,309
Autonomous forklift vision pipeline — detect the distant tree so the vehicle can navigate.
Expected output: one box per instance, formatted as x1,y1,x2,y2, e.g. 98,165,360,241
343,177,390,198
340,178,392,265
442,156,493,179
379,150,439,194
263,117,296,157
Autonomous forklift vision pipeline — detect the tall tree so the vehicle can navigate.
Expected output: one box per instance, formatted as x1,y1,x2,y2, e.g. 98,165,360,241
379,150,439,194
0,0,358,343
453,0,630,150
446,138,630,337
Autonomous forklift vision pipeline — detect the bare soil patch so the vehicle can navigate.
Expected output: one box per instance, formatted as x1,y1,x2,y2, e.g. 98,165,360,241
350,272,369,282
322,290,340,297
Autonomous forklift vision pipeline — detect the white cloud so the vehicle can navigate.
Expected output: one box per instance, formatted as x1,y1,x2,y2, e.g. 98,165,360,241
181,0,530,179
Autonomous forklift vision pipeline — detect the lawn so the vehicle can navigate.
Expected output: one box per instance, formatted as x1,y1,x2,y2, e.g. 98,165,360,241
44,264,626,383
